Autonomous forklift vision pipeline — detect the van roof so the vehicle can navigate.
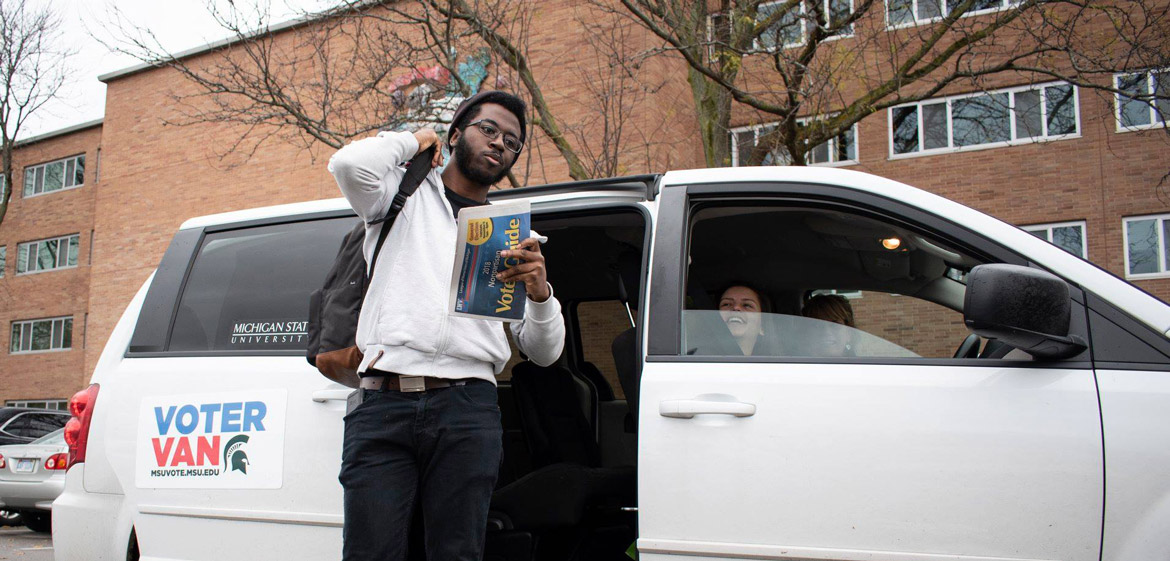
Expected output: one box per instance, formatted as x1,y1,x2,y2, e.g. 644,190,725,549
178,174,659,230
177,166,1170,337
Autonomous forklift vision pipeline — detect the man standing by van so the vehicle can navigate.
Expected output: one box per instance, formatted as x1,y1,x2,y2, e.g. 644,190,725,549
328,91,565,561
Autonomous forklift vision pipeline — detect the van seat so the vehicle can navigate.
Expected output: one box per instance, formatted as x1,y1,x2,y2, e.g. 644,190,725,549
488,362,635,534
510,362,600,467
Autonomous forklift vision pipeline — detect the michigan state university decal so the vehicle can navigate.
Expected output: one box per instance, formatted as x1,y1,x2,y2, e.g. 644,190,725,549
134,390,287,489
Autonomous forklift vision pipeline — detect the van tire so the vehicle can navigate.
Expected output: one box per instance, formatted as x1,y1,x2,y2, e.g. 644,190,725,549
22,512,50,533
127,528,140,561
0,510,22,527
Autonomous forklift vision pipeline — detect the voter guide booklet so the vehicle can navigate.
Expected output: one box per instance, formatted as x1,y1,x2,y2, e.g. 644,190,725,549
449,200,532,322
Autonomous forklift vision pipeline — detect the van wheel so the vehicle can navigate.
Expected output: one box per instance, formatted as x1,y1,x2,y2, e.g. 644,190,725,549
22,512,51,533
127,528,140,561
0,510,22,527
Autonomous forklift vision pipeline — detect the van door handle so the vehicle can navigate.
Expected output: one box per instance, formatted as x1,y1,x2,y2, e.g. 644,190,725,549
659,399,756,419
312,389,354,403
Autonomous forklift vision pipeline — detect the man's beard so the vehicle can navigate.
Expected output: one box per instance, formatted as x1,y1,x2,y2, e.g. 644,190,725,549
453,134,511,186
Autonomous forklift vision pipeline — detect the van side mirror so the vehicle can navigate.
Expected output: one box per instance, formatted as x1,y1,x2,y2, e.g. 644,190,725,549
963,264,1087,360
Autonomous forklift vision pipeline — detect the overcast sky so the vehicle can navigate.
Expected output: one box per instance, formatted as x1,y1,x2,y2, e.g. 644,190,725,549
20,0,329,140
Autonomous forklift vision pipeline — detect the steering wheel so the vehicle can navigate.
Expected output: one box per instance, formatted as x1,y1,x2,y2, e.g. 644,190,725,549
953,333,981,358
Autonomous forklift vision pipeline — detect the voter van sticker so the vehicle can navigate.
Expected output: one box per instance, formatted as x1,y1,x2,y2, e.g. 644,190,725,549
135,390,287,489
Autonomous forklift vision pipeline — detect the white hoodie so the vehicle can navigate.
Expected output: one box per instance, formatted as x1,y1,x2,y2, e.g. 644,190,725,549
328,131,565,384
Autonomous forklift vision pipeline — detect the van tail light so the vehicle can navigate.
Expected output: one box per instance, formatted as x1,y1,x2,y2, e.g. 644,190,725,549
64,384,100,468
0,453,5,469
45,453,69,470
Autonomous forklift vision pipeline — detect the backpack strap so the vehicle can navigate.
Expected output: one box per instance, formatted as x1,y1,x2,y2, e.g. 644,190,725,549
366,146,436,279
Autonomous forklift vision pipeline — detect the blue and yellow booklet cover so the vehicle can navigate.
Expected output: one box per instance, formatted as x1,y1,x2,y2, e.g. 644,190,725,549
449,201,531,322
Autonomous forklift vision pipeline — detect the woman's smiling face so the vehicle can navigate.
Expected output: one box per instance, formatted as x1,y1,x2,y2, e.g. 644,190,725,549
718,285,763,339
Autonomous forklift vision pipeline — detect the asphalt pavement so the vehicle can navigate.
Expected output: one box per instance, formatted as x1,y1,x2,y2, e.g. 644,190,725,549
0,526,53,560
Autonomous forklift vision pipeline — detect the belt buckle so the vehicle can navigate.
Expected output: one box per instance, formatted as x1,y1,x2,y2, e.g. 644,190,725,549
399,375,426,392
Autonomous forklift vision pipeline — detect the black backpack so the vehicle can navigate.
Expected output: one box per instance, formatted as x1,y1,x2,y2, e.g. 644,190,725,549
306,146,435,387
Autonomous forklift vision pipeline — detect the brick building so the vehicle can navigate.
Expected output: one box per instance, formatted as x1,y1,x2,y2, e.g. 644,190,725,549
1,1,1168,405
0,120,102,408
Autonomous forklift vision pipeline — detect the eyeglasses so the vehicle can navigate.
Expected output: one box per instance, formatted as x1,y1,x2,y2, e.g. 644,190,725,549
466,119,524,154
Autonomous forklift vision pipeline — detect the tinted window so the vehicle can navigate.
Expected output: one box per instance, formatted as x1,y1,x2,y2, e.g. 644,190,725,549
26,413,66,436
577,300,633,399
2,413,34,437
169,217,358,352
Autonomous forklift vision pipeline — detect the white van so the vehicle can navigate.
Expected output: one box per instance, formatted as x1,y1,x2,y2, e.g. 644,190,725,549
53,167,1170,561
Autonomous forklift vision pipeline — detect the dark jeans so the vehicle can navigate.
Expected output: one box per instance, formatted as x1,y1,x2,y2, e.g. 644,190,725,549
340,379,502,561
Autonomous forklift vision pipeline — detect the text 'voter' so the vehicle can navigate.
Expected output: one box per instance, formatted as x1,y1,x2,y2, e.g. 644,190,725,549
154,402,267,435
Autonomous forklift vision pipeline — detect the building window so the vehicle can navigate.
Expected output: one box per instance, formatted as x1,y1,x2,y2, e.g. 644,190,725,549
731,120,858,166
1115,69,1168,131
22,154,85,198
10,317,73,354
0,246,5,277
887,0,1020,27
811,288,864,299
4,400,68,411
754,0,854,49
1023,220,1086,259
16,234,80,275
0,173,6,201
890,82,1078,157
1123,214,1170,278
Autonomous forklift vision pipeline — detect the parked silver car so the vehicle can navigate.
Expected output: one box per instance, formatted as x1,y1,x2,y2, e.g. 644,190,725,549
0,428,68,533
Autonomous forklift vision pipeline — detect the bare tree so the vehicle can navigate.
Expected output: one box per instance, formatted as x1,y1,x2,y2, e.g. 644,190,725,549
97,1,451,164
606,0,1170,167
0,0,72,228
99,0,665,184
560,9,671,178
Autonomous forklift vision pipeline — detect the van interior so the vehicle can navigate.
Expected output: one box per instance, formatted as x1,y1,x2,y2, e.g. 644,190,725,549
481,207,645,561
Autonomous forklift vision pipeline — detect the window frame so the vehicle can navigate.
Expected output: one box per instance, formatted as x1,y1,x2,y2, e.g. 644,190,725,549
885,0,1022,29
888,82,1081,159
4,400,68,411
10,316,74,355
1022,220,1088,259
720,0,857,53
21,154,86,199
1122,213,1170,280
15,233,80,275
754,0,807,50
730,119,860,167
1114,69,1168,132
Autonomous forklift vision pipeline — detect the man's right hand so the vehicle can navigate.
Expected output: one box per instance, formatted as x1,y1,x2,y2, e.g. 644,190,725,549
413,129,444,168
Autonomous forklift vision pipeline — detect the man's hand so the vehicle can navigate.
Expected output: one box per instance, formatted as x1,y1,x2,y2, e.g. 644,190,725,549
413,128,444,168
497,238,551,302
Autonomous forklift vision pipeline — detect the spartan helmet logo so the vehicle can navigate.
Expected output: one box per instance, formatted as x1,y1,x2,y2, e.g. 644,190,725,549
222,435,251,475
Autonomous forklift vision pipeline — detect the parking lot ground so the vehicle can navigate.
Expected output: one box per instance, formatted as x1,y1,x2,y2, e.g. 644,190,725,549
0,526,52,560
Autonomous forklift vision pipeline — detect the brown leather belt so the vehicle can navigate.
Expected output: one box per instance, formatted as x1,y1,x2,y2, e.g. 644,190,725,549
359,372,469,392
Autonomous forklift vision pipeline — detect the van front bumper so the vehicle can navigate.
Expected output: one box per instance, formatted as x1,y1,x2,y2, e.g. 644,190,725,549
52,464,131,561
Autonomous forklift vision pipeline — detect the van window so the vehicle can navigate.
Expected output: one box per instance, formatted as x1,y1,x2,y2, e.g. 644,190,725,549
577,300,633,398
684,204,986,360
169,217,358,352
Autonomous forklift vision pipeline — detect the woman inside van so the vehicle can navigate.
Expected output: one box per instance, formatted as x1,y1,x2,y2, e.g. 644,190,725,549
718,283,773,356
801,293,857,357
